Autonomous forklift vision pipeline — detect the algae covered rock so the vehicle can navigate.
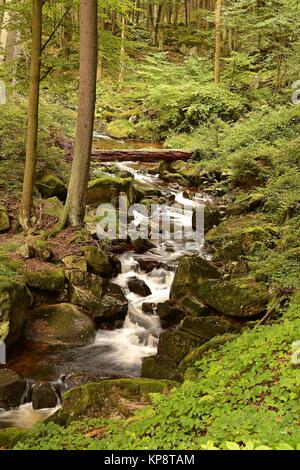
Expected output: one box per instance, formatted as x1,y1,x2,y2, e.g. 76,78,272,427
51,378,178,425
25,303,95,346
36,175,67,201
157,330,204,364
133,181,162,203
93,283,128,321
157,300,186,322
0,276,31,345
0,369,26,410
87,175,133,205
194,278,269,317
179,315,242,340
170,254,221,301
83,246,113,277
0,206,10,232
25,267,65,292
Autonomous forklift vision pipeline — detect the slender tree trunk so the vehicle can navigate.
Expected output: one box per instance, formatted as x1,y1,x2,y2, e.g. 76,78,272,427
19,0,42,230
119,14,126,82
214,0,222,84
98,15,105,80
60,0,98,228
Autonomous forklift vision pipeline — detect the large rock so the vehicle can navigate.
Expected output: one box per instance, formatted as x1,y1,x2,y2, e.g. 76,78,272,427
157,300,186,322
51,378,178,425
194,279,269,318
32,383,59,410
170,254,221,301
179,316,242,340
42,197,64,218
24,267,65,292
0,206,10,233
83,246,113,277
25,303,95,346
157,330,204,364
93,283,128,321
132,238,156,254
0,277,31,346
87,175,133,205
141,355,183,381
0,369,26,410
127,277,151,297
36,175,67,201
193,204,222,234
133,181,162,203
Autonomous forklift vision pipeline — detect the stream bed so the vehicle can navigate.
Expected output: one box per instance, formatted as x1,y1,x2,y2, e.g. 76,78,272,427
0,136,207,429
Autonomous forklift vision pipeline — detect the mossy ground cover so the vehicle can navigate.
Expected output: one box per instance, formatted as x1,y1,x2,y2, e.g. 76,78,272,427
8,293,300,450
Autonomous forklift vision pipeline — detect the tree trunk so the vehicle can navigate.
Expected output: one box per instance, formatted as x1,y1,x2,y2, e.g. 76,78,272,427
119,15,126,82
214,0,222,84
19,0,43,230
60,0,98,229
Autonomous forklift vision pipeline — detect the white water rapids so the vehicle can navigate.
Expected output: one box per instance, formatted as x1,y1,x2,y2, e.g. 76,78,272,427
0,160,208,429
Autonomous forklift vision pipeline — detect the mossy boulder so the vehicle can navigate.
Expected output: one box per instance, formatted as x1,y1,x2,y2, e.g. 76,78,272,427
0,369,26,410
0,428,29,449
107,119,136,139
87,175,133,205
226,192,265,216
24,267,65,292
194,279,269,318
36,175,67,201
83,246,113,277
133,181,162,203
62,255,87,272
157,300,186,322
157,330,204,364
0,206,10,233
93,283,128,321
193,204,222,234
180,296,210,317
179,316,242,340
141,355,183,382
160,172,189,187
170,254,221,302
0,276,31,345
25,303,95,346
42,197,64,218
51,378,178,425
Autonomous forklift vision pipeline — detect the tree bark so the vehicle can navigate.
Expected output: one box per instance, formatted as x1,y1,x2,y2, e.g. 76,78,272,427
60,0,98,228
91,149,192,162
19,0,42,230
214,0,222,84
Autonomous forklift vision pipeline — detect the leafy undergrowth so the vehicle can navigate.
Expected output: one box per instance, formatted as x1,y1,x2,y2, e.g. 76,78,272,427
11,293,300,450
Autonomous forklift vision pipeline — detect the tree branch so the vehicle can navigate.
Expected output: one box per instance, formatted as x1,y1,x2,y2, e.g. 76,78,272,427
41,7,71,53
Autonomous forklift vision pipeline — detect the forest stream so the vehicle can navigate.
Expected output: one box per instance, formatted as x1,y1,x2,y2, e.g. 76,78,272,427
0,135,208,430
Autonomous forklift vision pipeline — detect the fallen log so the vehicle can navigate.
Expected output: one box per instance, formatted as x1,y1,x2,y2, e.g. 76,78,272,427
91,149,192,162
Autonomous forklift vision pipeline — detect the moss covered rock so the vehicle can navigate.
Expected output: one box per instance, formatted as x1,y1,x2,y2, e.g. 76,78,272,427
157,300,186,322
170,254,221,302
25,303,95,346
133,181,162,203
36,175,67,201
42,197,64,218
93,283,128,321
141,355,183,381
157,330,204,363
83,246,113,277
0,206,10,233
0,428,29,449
179,315,242,340
0,276,31,345
25,267,65,292
194,279,269,317
87,175,133,205
107,119,136,139
51,378,178,425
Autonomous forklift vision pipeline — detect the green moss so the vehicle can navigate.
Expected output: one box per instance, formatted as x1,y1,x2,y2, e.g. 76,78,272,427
0,428,29,449
51,378,178,425
107,120,136,139
24,267,65,291
87,175,133,205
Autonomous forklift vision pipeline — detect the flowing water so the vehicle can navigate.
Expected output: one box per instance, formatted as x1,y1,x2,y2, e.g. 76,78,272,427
0,136,208,429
